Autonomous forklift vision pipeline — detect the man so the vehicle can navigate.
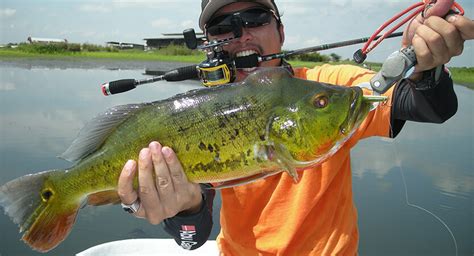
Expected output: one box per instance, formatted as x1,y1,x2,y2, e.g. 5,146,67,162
118,0,473,255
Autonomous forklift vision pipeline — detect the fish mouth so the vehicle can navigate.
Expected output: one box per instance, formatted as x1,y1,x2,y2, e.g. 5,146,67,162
340,89,362,135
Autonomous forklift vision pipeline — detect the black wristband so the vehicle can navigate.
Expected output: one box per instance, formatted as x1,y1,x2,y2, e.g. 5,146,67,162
412,65,444,91
162,183,215,250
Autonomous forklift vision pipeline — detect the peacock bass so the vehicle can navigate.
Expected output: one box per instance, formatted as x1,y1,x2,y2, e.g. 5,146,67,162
0,67,385,252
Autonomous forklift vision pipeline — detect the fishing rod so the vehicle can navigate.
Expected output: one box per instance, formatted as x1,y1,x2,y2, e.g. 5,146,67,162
101,32,403,96
102,0,465,96
235,32,403,68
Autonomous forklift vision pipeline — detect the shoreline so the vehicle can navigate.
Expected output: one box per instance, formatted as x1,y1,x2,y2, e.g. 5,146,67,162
0,56,190,71
1,56,472,88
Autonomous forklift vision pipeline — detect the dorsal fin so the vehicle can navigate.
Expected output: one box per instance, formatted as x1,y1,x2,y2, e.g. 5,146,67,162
60,103,147,162
243,67,293,86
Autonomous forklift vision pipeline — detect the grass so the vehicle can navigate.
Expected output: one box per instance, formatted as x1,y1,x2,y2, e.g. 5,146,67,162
0,44,205,63
289,60,473,87
1,45,472,86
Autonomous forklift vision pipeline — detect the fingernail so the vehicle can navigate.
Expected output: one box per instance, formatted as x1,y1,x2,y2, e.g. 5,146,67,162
125,160,135,175
446,14,457,23
162,147,173,161
149,141,161,155
139,148,150,159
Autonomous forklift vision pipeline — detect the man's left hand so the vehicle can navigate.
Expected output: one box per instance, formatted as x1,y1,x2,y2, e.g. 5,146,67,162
403,14,474,79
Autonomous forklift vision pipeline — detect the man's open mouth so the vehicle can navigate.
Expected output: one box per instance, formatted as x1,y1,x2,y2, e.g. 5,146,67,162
235,50,259,72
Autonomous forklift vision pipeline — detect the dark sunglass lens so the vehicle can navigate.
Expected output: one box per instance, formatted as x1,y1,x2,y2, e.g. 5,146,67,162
206,8,272,36
207,25,233,36
240,8,271,27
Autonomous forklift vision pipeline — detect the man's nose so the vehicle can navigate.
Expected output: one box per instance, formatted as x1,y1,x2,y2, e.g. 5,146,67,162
238,27,254,43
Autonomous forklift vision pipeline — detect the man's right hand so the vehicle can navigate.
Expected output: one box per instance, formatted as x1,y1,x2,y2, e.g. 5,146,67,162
118,141,203,224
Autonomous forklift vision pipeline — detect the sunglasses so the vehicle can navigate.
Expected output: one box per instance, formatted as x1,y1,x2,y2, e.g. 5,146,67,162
206,7,277,36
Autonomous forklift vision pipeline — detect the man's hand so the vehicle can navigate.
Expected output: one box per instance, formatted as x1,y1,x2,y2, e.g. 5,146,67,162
118,141,203,224
403,11,474,79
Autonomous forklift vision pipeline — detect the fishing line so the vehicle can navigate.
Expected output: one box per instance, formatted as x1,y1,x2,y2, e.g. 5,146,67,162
388,136,458,256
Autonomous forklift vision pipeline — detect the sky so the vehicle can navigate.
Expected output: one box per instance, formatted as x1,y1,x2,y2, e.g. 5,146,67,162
0,0,472,67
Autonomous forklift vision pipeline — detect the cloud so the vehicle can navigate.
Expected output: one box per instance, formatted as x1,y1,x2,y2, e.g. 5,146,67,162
151,18,173,29
110,0,174,9
304,37,323,46
180,20,196,30
279,4,310,16
329,0,350,7
79,4,110,13
0,8,16,18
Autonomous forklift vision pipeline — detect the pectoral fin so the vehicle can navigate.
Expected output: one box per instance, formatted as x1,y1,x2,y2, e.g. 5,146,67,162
212,170,282,189
87,190,121,206
271,144,299,183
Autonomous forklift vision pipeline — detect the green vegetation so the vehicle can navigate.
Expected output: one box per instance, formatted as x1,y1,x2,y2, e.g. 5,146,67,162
447,67,474,88
1,43,472,86
0,43,205,63
290,60,473,87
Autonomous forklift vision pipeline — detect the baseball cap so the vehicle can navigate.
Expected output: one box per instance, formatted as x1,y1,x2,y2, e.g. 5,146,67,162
199,0,280,30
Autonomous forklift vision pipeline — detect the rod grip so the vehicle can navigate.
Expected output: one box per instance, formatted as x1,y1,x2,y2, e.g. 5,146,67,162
101,79,136,96
163,65,199,81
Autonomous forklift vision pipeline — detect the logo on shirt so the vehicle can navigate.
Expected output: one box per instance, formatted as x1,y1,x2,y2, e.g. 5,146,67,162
180,225,198,250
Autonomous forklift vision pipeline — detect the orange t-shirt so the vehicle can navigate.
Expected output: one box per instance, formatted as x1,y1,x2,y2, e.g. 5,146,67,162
216,64,394,255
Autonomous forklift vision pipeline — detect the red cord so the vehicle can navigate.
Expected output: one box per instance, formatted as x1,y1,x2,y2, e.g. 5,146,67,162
453,2,464,15
361,1,465,56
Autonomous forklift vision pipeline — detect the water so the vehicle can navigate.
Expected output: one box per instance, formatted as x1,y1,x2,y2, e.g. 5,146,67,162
0,60,472,255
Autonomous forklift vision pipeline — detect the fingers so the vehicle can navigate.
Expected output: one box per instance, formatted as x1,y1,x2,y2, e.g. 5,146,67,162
162,147,188,190
424,16,463,57
150,142,177,217
161,146,202,213
447,14,474,40
412,24,450,71
411,16,467,72
119,141,202,224
117,160,145,218
137,147,163,224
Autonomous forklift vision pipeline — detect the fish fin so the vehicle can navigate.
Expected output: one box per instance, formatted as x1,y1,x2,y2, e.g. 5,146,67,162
23,203,80,252
0,170,57,231
244,67,293,86
212,171,281,190
59,103,148,162
87,190,121,206
272,144,299,183
0,169,80,252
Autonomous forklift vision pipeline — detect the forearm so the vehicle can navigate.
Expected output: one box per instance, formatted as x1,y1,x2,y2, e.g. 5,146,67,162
390,68,458,137
163,183,215,250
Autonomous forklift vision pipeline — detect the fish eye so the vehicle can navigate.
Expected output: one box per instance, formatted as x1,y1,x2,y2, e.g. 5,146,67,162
313,95,329,108
41,189,54,202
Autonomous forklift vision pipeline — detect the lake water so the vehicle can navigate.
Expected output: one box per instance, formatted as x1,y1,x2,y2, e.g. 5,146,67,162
0,59,472,256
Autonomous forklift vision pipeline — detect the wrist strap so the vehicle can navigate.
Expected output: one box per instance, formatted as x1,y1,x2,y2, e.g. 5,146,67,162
414,65,444,91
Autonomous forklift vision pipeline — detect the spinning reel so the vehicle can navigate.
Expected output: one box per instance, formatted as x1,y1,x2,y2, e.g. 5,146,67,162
183,14,244,87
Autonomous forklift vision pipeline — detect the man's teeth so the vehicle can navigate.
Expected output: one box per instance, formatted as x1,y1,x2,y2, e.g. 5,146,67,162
236,50,258,57
242,67,257,72
236,50,258,72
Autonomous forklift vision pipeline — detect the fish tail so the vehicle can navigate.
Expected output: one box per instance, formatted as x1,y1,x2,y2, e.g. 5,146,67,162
0,169,81,252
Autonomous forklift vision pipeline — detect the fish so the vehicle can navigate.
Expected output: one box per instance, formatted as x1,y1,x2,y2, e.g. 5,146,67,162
0,67,386,252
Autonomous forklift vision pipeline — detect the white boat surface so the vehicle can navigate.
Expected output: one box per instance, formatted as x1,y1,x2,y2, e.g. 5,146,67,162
76,239,218,256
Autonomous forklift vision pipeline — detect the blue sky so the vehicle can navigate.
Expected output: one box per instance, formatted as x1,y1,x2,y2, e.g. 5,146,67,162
0,0,472,66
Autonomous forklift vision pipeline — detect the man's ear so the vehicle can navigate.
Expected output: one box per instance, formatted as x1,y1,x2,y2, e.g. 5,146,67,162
278,24,285,45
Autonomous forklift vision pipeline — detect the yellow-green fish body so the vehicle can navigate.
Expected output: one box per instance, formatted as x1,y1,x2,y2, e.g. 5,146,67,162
0,68,385,252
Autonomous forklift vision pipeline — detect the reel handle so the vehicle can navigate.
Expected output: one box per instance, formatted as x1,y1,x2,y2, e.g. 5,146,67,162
183,29,198,50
